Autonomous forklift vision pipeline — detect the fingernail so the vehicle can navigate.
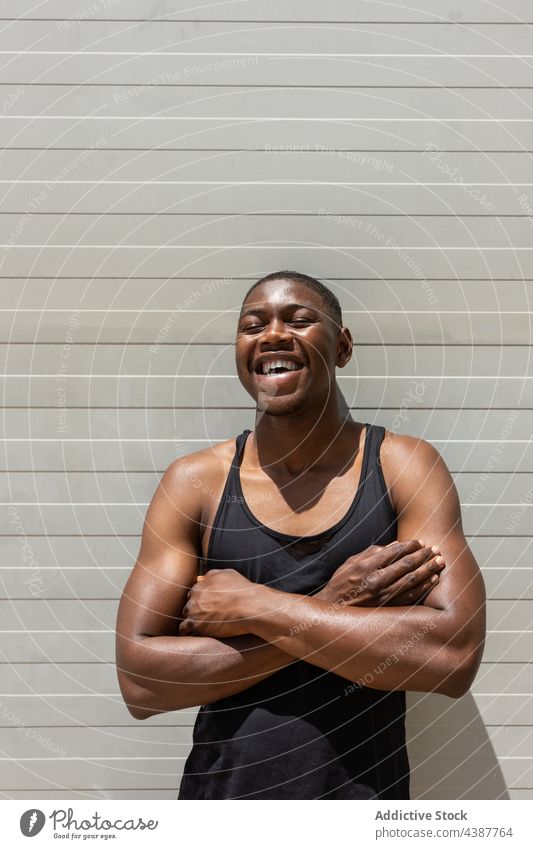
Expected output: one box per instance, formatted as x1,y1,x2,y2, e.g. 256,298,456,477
436,555,445,565
431,545,440,554
417,539,425,546
431,575,439,583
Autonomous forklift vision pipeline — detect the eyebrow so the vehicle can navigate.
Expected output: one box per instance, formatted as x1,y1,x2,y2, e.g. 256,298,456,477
239,302,319,318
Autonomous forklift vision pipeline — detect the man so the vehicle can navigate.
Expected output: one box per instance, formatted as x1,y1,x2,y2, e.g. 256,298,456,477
116,270,486,799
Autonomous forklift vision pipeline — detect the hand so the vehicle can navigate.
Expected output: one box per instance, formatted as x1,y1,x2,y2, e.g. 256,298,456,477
179,568,258,638
314,539,445,607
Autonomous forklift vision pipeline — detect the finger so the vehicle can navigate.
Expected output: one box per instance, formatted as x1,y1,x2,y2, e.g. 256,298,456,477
387,555,445,595
196,575,205,582
379,547,443,585
372,539,425,569
386,558,444,600
392,575,440,606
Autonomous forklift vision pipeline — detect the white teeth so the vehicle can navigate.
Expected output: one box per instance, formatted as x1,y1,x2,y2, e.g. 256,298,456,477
260,359,301,374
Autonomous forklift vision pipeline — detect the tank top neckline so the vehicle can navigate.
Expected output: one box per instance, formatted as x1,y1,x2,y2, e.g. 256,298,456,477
233,422,373,542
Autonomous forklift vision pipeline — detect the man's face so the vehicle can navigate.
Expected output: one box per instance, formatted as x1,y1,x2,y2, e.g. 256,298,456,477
235,279,351,416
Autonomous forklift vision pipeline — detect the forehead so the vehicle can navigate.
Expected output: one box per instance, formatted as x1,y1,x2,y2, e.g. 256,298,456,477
241,279,323,313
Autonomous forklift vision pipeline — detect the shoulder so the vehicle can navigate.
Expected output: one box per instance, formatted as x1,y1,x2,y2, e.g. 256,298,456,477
378,428,455,513
156,436,239,518
379,428,443,470
163,436,237,489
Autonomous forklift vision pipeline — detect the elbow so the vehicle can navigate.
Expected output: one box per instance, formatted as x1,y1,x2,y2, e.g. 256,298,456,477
436,639,485,700
128,705,155,721
123,684,156,720
438,673,470,700
116,661,159,720
433,604,486,699
116,645,196,718
120,682,157,721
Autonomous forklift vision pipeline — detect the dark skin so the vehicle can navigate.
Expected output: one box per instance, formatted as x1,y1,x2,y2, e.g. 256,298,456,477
116,279,486,718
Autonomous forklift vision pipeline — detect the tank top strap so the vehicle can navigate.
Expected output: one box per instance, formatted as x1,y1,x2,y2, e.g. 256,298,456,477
226,429,250,488
365,421,386,463
235,429,251,463
201,429,250,569
361,422,397,527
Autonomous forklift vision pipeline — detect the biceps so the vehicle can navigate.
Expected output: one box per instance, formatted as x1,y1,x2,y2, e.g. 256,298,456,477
395,457,485,616
116,533,200,655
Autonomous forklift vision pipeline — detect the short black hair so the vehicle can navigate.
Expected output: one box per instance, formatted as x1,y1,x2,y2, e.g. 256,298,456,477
242,270,343,328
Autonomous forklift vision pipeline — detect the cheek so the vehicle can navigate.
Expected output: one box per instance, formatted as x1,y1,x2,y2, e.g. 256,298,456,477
235,346,253,377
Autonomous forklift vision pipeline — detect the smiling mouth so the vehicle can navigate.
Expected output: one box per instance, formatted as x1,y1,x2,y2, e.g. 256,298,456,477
251,361,305,379
254,368,304,382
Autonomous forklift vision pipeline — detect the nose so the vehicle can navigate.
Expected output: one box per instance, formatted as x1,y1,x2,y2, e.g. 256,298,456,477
259,316,292,345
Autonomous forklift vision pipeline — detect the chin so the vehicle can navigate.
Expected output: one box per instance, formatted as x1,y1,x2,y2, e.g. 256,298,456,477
256,395,307,416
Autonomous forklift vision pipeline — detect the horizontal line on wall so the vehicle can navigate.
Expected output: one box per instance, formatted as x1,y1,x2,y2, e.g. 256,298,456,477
7,52,533,59
3,660,532,667
6,242,533,249
3,594,528,601
1,533,530,539
4,501,532,507
4,152,533,157
3,182,533,188
0,758,187,762
1,693,124,697
4,471,531,477
3,407,532,412
1,787,182,792
3,754,533,761
0,564,533,568
5,20,533,25
1,277,531,282
3,211,533,217
7,83,533,90
1,438,529,443
2,343,532,348
0,726,190,731
9,374,532,379
4,691,531,698
2,308,531,313
0,630,113,634
7,115,533,121
2,628,531,632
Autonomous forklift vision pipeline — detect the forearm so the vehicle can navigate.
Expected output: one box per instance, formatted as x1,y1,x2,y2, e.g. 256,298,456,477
121,633,294,718
243,586,473,697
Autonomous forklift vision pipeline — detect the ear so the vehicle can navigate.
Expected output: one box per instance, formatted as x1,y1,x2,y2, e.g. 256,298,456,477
336,326,353,368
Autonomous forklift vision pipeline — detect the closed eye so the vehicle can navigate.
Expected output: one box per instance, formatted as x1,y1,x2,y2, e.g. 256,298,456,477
240,317,315,332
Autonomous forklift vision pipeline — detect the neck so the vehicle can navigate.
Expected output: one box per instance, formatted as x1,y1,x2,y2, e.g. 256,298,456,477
250,405,361,476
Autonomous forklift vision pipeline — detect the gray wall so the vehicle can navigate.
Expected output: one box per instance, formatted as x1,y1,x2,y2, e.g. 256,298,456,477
1,0,532,799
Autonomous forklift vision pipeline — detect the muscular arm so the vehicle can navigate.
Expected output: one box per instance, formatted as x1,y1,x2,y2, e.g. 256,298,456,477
191,435,486,698
115,456,294,720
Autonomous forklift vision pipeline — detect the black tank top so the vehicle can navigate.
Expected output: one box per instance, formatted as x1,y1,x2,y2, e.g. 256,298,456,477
177,423,410,800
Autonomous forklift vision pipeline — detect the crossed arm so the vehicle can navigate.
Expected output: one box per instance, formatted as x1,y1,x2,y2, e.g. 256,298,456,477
116,436,486,719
